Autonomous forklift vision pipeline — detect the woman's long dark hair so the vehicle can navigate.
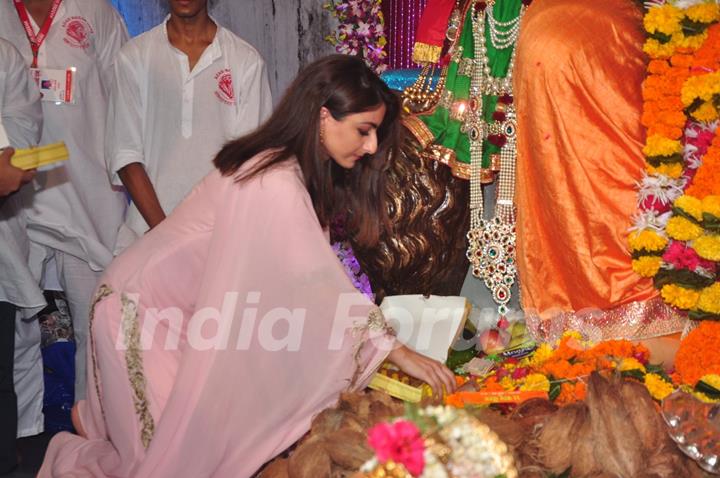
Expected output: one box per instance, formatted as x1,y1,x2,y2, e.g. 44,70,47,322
214,54,402,247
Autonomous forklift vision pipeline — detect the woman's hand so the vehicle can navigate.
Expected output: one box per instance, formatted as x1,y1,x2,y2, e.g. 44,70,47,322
387,344,457,400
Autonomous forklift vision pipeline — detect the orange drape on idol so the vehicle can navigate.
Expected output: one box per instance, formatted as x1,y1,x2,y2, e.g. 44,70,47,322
513,0,684,340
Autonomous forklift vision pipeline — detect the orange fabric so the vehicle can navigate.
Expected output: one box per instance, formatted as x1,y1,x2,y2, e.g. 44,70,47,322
514,0,658,316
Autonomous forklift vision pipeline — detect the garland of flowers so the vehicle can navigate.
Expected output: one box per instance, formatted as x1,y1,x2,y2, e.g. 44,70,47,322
443,331,677,406
323,0,389,74
630,0,720,320
360,406,517,478
672,320,720,402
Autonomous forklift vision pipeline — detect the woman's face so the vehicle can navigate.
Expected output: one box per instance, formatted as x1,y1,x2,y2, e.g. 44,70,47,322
320,104,387,169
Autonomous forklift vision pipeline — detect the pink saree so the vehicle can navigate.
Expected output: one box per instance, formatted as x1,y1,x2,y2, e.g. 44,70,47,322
38,156,394,477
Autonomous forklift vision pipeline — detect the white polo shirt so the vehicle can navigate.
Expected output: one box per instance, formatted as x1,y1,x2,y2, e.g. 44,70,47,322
106,18,273,252
0,0,129,271
0,38,45,317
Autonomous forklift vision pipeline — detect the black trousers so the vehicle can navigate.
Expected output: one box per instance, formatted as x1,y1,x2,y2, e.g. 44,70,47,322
0,302,17,474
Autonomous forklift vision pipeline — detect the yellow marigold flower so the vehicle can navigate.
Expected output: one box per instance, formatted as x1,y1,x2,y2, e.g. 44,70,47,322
686,3,720,24
562,330,583,341
647,162,684,178
644,4,683,35
632,256,663,277
696,283,720,315
499,376,516,391
694,234,720,261
619,357,647,373
691,101,719,122
519,373,551,393
673,30,709,50
675,195,704,221
702,196,720,219
528,343,554,367
628,229,668,252
682,71,720,105
644,373,675,401
666,216,704,241
643,135,683,157
661,284,701,310
644,38,676,58
699,374,720,390
691,390,720,404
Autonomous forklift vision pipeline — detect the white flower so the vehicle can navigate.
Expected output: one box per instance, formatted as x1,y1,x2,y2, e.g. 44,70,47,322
669,0,719,8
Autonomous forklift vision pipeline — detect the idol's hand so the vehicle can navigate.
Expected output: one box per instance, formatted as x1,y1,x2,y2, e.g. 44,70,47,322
0,148,35,197
387,343,457,400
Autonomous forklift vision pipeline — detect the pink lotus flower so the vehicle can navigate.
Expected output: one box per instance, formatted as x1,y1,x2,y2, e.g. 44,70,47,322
368,420,425,476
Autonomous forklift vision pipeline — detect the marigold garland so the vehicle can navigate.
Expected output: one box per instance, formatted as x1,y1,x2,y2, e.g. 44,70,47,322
631,2,720,318
674,321,720,387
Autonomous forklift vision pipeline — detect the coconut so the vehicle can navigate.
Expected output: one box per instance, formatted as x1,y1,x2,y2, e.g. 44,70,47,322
311,408,346,436
586,373,644,477
288,437,331,478
534,402,588,472
260,458,290,478
324,429,373,469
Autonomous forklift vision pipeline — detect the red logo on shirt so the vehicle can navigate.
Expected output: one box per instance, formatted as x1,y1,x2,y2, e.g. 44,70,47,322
62,17,93,49
214,69,235,105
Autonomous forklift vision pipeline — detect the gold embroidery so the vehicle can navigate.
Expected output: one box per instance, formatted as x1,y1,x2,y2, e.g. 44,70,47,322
422,144,496,183
88,284,114,422
120,293,155,449
403,115,435,150
350,307,395,389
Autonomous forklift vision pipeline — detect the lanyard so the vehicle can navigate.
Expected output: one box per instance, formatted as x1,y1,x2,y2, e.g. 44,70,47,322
13,0,63,68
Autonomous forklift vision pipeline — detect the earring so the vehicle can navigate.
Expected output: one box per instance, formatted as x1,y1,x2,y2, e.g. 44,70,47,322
319,125,326,145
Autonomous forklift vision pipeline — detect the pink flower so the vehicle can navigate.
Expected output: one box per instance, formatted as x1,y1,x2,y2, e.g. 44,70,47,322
512,367,530,380
640,195,671,214
662,241,711,271
368,420,425,476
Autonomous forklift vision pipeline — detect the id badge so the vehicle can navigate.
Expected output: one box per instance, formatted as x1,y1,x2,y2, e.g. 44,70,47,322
31,67,76,104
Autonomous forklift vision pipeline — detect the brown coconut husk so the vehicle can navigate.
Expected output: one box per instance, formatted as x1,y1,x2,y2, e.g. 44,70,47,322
533,402,589,473
287,436,331,478
259,458,289,478
311,408,345,436
511,398,559,434
324,429,373,470
586,373,645,477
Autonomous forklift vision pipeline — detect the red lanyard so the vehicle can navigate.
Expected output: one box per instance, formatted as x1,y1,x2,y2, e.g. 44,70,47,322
13,0,63,68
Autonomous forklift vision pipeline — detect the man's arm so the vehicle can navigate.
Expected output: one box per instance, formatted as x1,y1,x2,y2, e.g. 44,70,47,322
106,47,166,231
117,163,166,229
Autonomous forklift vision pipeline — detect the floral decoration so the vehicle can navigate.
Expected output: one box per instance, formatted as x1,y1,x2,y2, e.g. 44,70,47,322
323,0,389,74
630,0,720,320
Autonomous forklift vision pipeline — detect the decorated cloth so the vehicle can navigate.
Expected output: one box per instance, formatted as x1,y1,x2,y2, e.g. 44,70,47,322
416,0,523,176
514,0,684,341
38,155,395,477
106,17,272,253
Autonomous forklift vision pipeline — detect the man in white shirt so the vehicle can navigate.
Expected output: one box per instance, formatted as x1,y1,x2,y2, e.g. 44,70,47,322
0,0,129,403
106,0,272,252
0,38,45,475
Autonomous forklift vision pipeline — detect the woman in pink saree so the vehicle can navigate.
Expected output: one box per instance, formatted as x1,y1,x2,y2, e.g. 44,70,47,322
39,55,456,477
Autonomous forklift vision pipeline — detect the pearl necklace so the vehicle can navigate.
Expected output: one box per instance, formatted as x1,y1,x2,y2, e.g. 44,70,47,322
465,0,526,318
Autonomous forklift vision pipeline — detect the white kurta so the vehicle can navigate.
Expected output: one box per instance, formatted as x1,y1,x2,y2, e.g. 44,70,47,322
0,0,128,272
0,37,46,439
0,39,45,318
106,18,273,252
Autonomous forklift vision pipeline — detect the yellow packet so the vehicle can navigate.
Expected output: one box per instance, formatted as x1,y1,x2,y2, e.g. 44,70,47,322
9,142,69,170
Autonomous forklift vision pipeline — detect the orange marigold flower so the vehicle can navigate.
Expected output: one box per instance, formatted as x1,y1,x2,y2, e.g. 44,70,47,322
674,321,720,387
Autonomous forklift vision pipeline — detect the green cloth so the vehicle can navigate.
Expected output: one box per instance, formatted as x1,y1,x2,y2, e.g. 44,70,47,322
420,0,523,167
